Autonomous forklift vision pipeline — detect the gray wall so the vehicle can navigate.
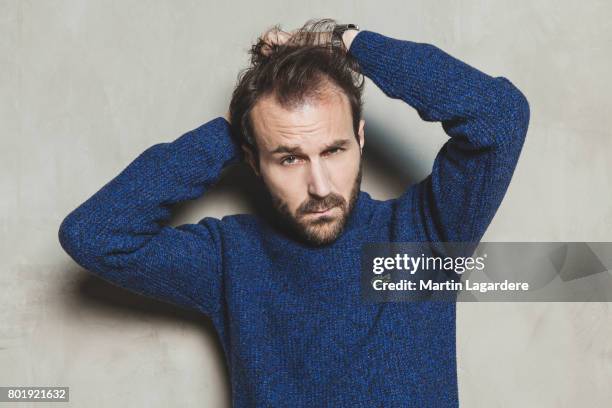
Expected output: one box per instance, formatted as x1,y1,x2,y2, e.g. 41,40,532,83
2,0,611,406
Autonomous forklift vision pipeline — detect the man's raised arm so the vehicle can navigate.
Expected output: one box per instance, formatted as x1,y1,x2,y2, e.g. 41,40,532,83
58,117,241,315
347,30,530,243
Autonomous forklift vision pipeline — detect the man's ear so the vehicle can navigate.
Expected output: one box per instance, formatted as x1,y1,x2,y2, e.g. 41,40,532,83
358,118,365,154
241,144,260,177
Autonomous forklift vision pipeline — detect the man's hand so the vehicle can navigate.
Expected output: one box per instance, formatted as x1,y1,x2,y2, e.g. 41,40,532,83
258,25,358,55
259,28,295,55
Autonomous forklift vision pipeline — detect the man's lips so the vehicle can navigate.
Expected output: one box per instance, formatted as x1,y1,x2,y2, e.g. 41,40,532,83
306,206,337,215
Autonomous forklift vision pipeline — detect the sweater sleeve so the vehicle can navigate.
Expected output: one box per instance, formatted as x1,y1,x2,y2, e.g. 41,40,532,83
58,117,242,316
348,30,530,243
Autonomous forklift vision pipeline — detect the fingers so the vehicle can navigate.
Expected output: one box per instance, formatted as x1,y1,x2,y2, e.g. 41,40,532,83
264,28,291,44
260,28,292,55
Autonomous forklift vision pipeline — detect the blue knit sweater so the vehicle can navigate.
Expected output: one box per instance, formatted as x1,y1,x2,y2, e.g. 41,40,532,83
58,30,530,407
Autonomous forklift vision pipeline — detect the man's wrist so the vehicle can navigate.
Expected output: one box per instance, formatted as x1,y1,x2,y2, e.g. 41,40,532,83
342,29,359,52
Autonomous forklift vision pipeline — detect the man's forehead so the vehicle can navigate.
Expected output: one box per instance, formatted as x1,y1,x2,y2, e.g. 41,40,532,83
251,92,352,152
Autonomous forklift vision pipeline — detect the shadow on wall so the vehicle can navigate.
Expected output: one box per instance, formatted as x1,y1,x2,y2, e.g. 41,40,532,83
59,264,232,404
360,115,427,190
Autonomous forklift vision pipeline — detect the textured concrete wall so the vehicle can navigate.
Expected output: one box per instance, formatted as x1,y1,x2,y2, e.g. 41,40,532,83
1,1,611,406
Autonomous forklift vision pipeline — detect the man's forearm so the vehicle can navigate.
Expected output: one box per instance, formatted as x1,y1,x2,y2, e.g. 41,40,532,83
347,30,529,149
347,29,530,243
58,117,241,273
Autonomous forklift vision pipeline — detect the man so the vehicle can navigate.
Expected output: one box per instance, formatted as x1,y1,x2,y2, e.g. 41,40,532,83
58,18,529,407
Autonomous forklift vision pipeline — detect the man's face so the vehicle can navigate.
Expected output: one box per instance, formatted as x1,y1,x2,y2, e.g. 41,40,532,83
244,87,365,246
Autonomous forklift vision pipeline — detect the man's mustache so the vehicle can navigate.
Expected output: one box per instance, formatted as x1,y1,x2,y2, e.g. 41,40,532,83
298,194,346,215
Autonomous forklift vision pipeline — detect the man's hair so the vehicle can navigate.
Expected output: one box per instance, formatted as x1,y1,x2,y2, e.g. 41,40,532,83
229,18,365,157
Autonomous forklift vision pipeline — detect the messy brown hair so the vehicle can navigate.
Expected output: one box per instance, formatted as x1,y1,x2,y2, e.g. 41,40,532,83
229,18,365,159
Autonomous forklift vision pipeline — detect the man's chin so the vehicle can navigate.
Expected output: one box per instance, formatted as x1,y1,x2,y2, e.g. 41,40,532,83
297,217,346,246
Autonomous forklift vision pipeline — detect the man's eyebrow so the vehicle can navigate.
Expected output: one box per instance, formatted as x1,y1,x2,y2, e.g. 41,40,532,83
270,138,351,155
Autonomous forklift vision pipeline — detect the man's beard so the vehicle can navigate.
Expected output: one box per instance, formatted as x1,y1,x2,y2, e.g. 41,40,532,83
265,161,362,247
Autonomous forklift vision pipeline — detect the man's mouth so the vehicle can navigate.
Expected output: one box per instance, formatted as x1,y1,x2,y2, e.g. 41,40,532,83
307,206,336,215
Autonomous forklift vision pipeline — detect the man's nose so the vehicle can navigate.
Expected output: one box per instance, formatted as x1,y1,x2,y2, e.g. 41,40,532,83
307,159,332,198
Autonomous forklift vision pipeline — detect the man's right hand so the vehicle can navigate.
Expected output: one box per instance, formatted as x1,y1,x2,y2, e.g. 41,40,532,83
259,28,294,55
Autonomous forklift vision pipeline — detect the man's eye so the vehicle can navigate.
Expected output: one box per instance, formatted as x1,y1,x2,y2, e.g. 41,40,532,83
325,147,343,156
281,155,298,165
